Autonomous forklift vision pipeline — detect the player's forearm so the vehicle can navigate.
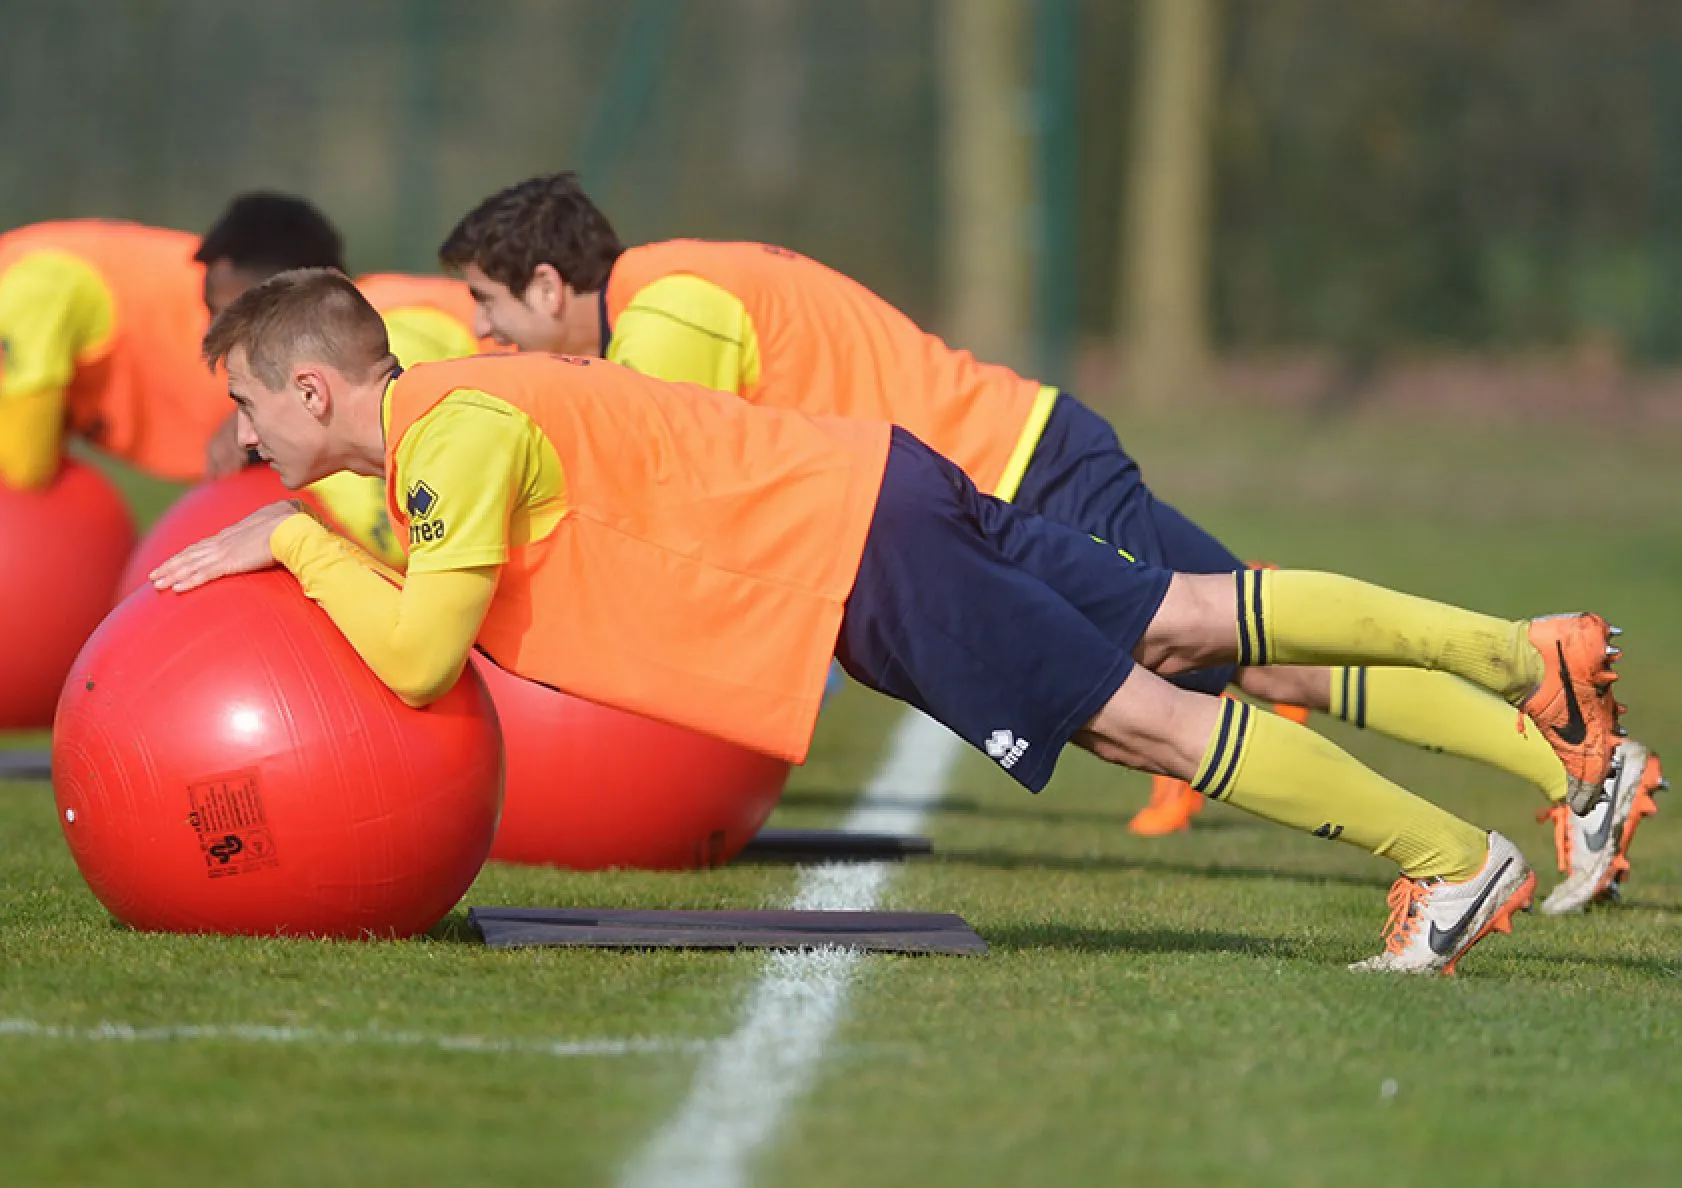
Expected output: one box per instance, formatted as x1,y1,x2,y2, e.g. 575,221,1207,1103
270,514,491,707
0,389,67,489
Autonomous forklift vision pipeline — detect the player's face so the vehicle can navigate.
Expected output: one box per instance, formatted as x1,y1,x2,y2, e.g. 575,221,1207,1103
203,260,262,319
461,263,564,353
226,348,329,489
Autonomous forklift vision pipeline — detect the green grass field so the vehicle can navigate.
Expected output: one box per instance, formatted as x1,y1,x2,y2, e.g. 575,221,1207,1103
4,407,1680,1187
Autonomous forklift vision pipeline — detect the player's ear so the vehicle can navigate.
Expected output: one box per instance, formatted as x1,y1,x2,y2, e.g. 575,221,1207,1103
527,263,566,318
292,364,333,422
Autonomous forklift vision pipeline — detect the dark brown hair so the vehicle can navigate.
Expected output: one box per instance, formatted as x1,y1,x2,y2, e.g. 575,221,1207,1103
196,191,347,276
202,268,393,387
439,171,624,294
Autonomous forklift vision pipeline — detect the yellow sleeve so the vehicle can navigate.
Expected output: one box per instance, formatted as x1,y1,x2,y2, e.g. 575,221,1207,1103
382,306,481,368
396,389,560,574
605,273,760,393
270,513,495,707
0,250,115,489
304,470,406,569
0,390,66,489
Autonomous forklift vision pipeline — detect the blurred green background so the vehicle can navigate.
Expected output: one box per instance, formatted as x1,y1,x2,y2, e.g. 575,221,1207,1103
9,0,1682,376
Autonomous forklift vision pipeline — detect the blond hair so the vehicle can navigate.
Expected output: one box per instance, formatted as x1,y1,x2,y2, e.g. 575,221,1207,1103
202,267,394,387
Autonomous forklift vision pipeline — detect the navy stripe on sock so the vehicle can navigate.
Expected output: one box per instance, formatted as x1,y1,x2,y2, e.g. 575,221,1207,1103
1208,702,1253,801
1193,699,1238,796
1355,667,1368,729
1250,569,1268,666
1338,667,1351,723
1234,573,1253,667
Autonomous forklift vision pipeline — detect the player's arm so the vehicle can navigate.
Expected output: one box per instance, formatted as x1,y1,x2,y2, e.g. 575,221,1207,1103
147,498,492,706
270,513,494,706
382,306,481,367
283,391,528,705
605,274,759,393
0,391,67,489
152,391,532,708
0,251,113,488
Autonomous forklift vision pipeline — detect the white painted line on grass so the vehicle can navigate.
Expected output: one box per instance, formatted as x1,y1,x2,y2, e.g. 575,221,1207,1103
0,1017,706,1060
621,712,963,1188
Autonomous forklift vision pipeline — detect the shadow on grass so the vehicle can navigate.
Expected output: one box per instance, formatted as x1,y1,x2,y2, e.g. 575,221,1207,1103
984,921,1307,961
982,923,1682,978
937,846,1392,892
1497,950,1682,980
426,912,482,944
779,785,1255,832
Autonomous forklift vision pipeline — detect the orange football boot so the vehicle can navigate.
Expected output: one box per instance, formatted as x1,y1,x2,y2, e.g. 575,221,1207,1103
1129,775,1204,836
1272,701,1311,725
1521,614,1624,812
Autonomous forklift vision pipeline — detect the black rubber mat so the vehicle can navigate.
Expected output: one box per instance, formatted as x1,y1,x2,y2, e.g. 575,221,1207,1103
469,906,986,955
0,750,50,780
734,829,933,863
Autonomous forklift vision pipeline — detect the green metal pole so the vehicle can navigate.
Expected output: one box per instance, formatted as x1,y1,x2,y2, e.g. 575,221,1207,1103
574,0,685,194
397,0,445,272
1034,0,1079,381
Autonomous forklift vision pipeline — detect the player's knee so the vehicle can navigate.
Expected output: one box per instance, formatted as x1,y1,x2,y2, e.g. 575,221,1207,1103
1236,665,1330,709
1076,668,1219,778
1137,572,1235,673
1075,726,1158,772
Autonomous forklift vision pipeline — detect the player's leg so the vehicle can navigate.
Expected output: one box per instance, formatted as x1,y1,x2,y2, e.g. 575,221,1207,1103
1131,496,1628,822
1015,393,1652,886
1240,664,1567,799
1011,404,1298,833
1139,568,1624,811
838,430,1532,973
1075,666,1535,974
1241,661,1664,907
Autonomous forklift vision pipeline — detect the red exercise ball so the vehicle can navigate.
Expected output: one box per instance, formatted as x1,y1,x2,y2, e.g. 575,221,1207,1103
0,459,136,729
53,570,504,938
474,655,791,870
117,466,318,598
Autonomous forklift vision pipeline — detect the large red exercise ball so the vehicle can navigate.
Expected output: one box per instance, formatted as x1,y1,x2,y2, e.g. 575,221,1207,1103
473,655,792,870
117,466,322,598
52,569,504,938
0,459,136,729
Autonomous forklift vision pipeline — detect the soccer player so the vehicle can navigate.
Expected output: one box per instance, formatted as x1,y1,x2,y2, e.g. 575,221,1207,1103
154,269,1627,973
193,192,484,567
0,219,226,489
432,173,1661,914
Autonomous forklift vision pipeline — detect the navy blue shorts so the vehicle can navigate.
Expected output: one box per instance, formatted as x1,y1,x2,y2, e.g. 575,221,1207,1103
1014,393,1244,694
836,428,1174,793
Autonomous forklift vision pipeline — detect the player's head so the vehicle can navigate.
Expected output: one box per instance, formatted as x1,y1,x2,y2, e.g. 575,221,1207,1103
196,192,348,318
438,171,623,353
202,268,395,488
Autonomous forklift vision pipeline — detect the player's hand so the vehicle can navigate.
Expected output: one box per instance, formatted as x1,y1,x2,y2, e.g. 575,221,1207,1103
149,500,306,593
203,411,250,480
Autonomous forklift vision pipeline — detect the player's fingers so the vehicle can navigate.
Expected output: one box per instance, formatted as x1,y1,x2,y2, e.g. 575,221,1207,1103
150,540,221,590
163,551,238,594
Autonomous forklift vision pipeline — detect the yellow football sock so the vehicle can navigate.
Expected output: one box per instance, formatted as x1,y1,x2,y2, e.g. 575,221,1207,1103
1237,569,1544,702
1193,699,1488,881
1331,666,1569,804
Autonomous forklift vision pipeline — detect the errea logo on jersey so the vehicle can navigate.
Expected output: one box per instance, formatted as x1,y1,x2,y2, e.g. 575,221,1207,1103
406,481,446,545
984,729,1030,770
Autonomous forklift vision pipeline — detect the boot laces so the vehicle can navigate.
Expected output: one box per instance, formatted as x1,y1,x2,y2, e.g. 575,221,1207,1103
1379,877,1433,955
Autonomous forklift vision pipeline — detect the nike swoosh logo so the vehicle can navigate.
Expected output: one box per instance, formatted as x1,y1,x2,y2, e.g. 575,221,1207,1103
1427,857,1516,956
1581,797,1617,852
1553,642,1588,746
